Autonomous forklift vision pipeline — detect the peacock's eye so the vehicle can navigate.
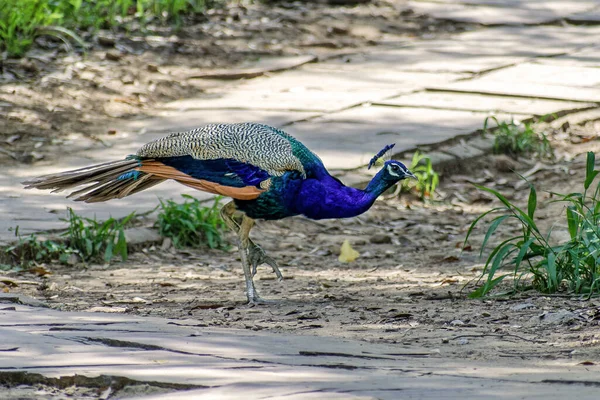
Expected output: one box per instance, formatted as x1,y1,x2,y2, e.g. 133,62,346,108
391,164,400,171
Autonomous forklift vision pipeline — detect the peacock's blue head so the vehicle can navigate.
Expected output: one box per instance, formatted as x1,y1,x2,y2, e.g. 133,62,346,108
367,144,416,183
380,160,416,183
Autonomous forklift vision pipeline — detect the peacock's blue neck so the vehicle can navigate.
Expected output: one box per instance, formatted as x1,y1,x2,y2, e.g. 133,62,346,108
364,171,393,198
286,169,394,220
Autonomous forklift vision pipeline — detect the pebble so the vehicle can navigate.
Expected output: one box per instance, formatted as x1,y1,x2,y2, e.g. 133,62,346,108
370,234,392,244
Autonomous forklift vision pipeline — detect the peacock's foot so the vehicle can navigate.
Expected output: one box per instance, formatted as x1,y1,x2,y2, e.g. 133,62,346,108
247,293,277,305
245,282,277,305
248,242,283,281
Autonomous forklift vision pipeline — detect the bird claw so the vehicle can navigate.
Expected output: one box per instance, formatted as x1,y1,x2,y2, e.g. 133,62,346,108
247,294,277,305
248,242,283,281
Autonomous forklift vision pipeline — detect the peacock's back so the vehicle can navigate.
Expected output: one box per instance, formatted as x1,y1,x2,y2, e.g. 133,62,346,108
137,122,322,178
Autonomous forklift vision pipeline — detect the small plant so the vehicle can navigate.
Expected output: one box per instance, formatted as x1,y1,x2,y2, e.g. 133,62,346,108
0,0,217,57
0,0,63,57
3,208,133,268
400,151,439,200
4,230,74,269
63,207,133,263
465,152,600,298
484,116,553,159
157,194,227,249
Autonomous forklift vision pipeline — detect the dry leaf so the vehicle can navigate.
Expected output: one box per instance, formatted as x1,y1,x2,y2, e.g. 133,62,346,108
338,239,359,263
0,278,18,288
439,278,459,286
29,266,52,276
578,361,596,366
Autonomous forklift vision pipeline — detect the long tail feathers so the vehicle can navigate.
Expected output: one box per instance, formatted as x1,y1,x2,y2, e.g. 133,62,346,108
23,159,165,203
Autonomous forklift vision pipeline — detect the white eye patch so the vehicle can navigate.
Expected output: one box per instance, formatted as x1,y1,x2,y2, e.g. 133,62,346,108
386,162,408,177
387,164,400,177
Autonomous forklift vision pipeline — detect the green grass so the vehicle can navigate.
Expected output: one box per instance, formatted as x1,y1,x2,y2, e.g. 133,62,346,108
0,0,63,57
157,194,227,249
3,208,134,269
465,152,600,298
0,0,217,57
484,116,553,159
400,151,439,200
63,207,133,263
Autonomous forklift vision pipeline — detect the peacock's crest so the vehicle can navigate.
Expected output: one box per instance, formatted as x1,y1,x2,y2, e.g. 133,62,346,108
368,143,395,169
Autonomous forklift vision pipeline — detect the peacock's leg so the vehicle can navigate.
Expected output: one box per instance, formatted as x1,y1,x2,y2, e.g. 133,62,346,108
220,201,283,280
238,215,273,304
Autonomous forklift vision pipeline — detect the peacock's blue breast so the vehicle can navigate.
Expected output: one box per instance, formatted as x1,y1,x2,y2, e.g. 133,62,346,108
234,171,304,220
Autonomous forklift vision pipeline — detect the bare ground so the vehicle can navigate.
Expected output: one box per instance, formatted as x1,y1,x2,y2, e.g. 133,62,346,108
5,127,600,364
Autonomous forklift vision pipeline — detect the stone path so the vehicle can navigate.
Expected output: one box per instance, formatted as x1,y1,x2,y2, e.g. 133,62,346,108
3,2,600,397
2,303,600,399
3,4,600,241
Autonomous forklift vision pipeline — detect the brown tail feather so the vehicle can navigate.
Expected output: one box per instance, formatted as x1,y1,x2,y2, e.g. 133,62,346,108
23,159,165,203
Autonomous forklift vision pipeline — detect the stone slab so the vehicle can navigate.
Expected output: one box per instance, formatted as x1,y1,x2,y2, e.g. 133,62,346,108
284,105,508,169
444,143,485,159
376,92,593,116
434,25,600,57
1,305,600,400
161,66,464,113
567,7,600,23
186,55,318,80
537,47,600,68
428,82,600,104
324,47,531,74
407,0,597,25
324,25,600,75
480,63,600,88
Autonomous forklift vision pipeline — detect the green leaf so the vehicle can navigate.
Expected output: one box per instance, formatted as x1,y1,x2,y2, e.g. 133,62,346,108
546,252,558,291
514,237,535,270
480,215,511,257
566,206,579,239
527,184,537,220
115,229,128,261
463,207,503,251
469,274,507,298
585,152,596,190
104,241,114,262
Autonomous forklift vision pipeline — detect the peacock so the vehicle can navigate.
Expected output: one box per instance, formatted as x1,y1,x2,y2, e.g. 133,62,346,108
24,123,415,304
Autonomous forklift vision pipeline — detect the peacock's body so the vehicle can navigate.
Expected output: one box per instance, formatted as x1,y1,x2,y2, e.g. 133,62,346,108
24,122,415,303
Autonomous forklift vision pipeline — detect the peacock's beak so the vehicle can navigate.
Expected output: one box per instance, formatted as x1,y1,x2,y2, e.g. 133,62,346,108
406,170,417,180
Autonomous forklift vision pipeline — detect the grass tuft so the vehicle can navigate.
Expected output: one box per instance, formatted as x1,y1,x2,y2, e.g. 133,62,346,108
465,151,600,298
2,208,134,269
157,194,227,249
484,116,553,159
400,151,439,200
0,0,218,57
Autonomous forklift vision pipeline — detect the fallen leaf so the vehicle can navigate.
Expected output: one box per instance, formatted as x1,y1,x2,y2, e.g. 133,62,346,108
578,361,596,366
443,255,460,263
439,278,459,285
0,278,18,287
338,239,359,263
29,266,52,276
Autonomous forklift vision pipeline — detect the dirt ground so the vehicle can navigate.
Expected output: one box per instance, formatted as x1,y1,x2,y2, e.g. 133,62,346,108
5,126,600,364
2,0,600,375
0,0,470,165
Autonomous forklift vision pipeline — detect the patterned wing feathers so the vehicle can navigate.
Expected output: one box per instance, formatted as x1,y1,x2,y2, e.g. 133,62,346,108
137,160,264,200
136,123,307,177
